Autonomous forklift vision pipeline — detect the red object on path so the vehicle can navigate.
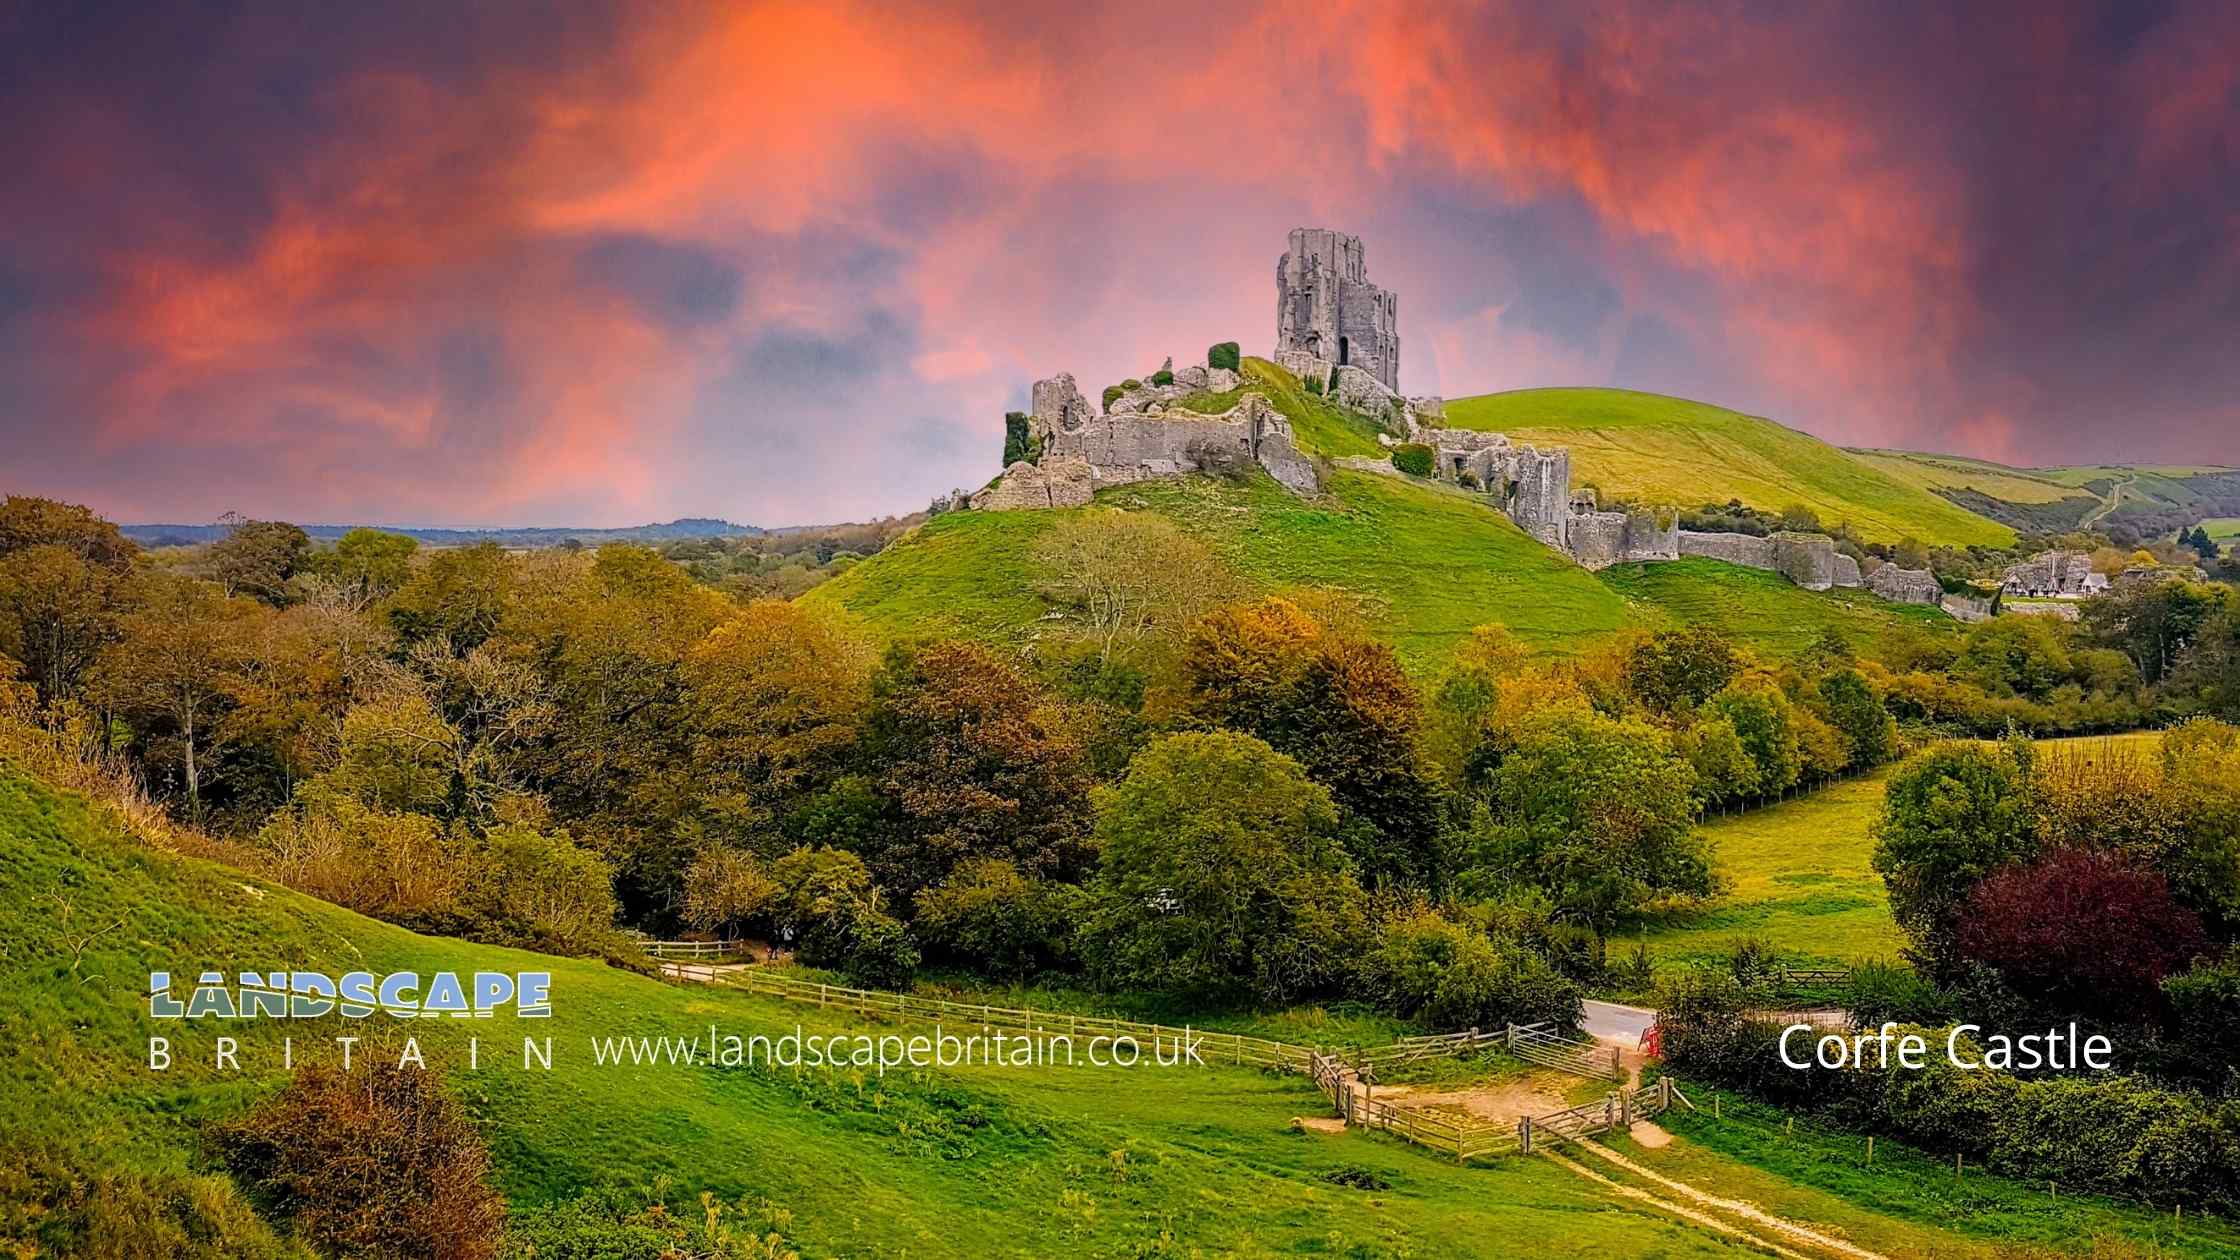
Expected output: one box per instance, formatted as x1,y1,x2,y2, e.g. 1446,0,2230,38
1640,1022,1662,1060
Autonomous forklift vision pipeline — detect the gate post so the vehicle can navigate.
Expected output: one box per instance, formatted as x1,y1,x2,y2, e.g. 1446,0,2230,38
1520,1116,1532,1154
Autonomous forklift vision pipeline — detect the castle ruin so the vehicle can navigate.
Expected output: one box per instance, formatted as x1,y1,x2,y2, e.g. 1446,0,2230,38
965,228,1969,612
1276,228,1399,392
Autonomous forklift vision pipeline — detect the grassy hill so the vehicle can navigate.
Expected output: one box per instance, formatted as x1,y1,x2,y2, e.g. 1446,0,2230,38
13,761,2238,1256
1441,388,2016,548
1598,559,1952,660
1853,450,2240,536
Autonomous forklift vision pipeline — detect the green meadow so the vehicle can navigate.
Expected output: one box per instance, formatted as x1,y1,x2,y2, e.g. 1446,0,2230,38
1442,387,2016,548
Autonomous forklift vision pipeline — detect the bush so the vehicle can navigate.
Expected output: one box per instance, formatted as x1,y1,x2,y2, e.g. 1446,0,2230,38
1356,908,1581,1031
1150,368,1174,386
213,1064,503,1260
1957,848,2206,1021
1456,471,1480,490
914,858,1082,979
1101,384,1124,412
1304,374,1323,396
1207,341,1240,371
501,1184,802,1260
1391,444,1435,477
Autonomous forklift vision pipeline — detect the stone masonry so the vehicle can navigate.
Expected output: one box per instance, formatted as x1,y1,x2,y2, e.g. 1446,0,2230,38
1868,564,1943,605
1277,228,1399,392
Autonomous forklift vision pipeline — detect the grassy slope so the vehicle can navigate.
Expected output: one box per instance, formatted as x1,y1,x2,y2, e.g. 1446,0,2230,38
1598,558,1956,661
2206,517,2240,544
1846,448,2083,505
1631,732,2164,970
1442,388,2015,548
11,765,2227,1254
0,766,1768,1257
808,468,1643,674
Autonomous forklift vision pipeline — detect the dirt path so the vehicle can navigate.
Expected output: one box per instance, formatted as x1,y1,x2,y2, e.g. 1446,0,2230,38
2082,472,2135,528
1541,1148,1810,1258
1361,1070,1573,1124
1570,1140,1889,1260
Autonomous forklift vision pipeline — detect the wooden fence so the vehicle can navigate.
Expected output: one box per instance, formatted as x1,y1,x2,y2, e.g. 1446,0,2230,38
717,967,1318,1071
640,939,754,961
1508,1023,1624,1080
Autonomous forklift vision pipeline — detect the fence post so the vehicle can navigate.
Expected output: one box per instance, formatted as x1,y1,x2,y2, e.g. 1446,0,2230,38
1520,1116,1532,1155
1507,1024,1516,1051
1660,1076,1672,1112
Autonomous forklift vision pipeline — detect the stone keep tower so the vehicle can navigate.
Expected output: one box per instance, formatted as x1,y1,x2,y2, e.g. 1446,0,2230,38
1276,228,1399,391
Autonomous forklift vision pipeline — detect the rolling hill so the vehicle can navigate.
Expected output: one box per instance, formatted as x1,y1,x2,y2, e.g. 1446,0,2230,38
809,364,1963,674
1439,388,2017,548
1852,449,2240,538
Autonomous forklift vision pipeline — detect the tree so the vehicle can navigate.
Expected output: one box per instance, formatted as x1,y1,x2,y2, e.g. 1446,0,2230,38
681,846,779,940
685,600,871,835
1475,710,1708,925
0,543,127,707
1081,731,1368,1003
0,495,136,569
1179,598,1446,888
386,542,516,651
328,528,419,603
856,641,1095,899
1677,715,1759,811
1704,678,1802,799
1623,628,1742,715
199,519,310,605
469,822,618,954
1031,513,1236,665
767,846,918,986
2084,579,2228,684
1871,741,2037,974
1816,668,1896,769
91,574,257,818
1957,848,2206,1022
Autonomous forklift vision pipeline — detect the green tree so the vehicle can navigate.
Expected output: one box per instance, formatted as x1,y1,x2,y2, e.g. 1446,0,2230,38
1356,908,1581,1031
0,543,127,707
1870,741,2037,975
1476,710,1708,926
1705,677,1802,799
685,599,871,835
1623,628,1742,715
915,857,1083,979
329,528,419,602
1081,731,1368,1002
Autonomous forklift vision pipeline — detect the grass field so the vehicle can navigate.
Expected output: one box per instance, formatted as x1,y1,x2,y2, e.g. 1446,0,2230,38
1846,448,2084,504
1631,732,2167,971
2206,517,2240,545
1598,557,1956,662
1439,387,2016,548
11,763,2227,1257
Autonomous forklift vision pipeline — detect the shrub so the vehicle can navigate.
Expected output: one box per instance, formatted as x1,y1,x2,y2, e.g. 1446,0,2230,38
1871,741,2037,973
1150,368,1174,386
1456,470,1480,490
213,1064,503,1260
1390,444,1434,477
1207,341,1240,371
915,857,1082,979
467,822,619,956
1356,908,1581,1031
1304,374,1324,396
1101,384,1124,412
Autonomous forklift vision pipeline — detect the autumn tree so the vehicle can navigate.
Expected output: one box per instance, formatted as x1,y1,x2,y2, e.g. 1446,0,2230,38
1870,740,2038,975
91,573,259,818
854,641,1095,899
0,495,136,569
685,600,872,836
1080,731,1368,1002
1178,598,1446,889
1957,848,2206,1022
681,846,779,940
1031,512,1236,665
0,544,128,708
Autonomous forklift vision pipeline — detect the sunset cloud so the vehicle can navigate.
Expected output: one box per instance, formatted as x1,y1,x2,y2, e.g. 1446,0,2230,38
1,0,2232,527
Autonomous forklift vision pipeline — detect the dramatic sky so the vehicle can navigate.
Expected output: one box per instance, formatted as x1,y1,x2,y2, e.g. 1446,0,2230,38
3,1,2235,527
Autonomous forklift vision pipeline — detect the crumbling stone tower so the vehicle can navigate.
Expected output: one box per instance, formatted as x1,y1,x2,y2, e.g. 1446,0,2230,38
1276,228,1399,392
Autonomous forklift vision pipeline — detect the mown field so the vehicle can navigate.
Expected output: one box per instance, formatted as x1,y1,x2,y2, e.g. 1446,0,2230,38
9,763,2228,1258
1631,732,2166,971
1440,387,2016,548
2206,517,2240,545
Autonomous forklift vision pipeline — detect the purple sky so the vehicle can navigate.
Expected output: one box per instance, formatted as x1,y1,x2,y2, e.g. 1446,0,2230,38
3,0,2235,527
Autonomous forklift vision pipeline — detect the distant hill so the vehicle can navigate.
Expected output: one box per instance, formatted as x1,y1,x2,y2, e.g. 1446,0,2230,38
1440,387,2016,548
807,360,1956,673
1848,450,2240,542
121,516,761,548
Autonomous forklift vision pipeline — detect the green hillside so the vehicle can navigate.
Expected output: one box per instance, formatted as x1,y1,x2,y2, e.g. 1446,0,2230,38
1853,449,2240,535
808,468,1641,673
0,767,1841,1257
1441,388,2016,548
1598,559,1953,660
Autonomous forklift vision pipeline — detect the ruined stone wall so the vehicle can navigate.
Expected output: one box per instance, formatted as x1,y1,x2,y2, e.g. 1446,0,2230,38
970,458,1093,510
1677,531,1778,569
1774,532,1839,591
1868,564,1942,604
1831,553,1863,589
